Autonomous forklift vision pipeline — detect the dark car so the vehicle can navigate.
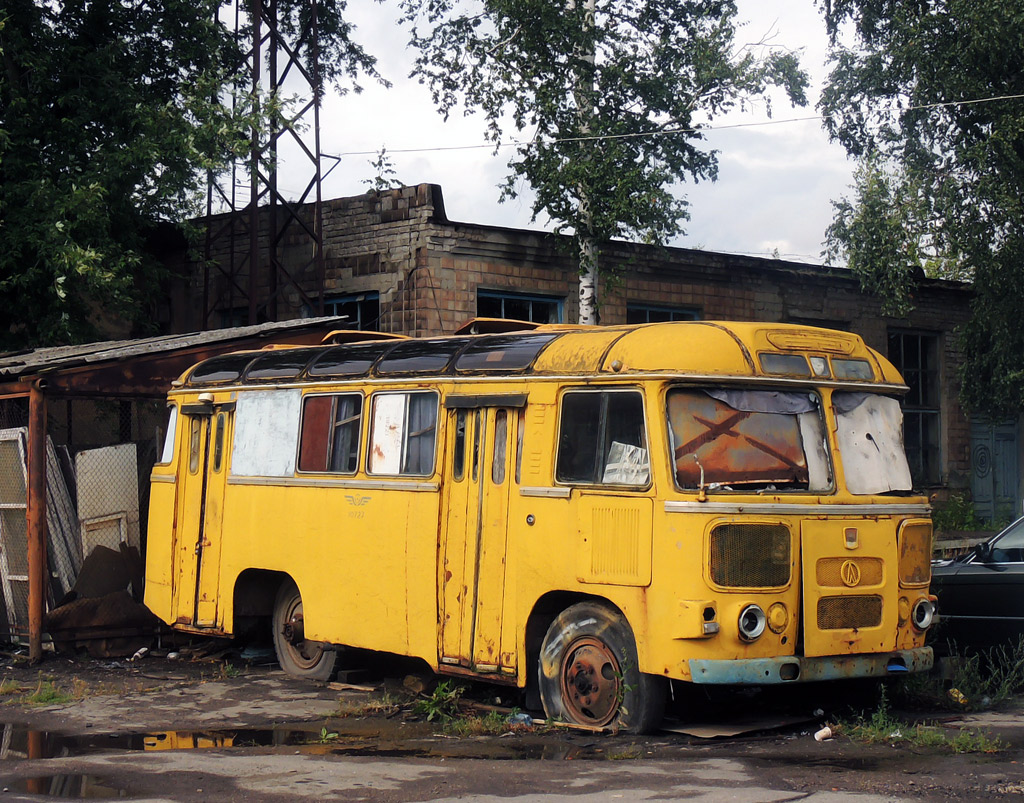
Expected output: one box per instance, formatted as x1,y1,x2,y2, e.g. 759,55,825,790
930,516,1024,650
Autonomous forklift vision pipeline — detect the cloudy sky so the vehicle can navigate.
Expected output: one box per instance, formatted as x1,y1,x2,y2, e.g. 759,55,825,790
282,0,854,266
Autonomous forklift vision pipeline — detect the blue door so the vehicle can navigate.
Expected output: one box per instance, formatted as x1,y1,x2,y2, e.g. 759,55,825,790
971,420,1019,522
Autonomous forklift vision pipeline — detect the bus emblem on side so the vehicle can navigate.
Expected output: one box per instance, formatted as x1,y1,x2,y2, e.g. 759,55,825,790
840,560,861,588
345,495,371,507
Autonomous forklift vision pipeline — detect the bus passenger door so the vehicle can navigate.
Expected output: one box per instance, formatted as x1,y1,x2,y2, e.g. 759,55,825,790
439,401,519,673
172,400,234,629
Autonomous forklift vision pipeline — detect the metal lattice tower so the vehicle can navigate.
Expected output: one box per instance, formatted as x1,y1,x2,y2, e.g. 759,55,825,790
202,0,327,328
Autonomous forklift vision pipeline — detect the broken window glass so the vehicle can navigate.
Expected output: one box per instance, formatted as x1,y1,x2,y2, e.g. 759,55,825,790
833,392,913,494
667,388,829,492
556,390,649,486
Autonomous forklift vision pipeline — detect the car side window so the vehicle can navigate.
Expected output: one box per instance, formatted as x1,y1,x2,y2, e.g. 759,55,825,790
987,520,1024,563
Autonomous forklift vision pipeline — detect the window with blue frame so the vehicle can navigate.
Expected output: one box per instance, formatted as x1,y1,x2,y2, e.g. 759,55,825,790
626,304,700,324
477,290,563,323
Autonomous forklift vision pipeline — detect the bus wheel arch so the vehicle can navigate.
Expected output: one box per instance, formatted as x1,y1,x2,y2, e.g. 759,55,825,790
536,598,666,734
270,577,337,681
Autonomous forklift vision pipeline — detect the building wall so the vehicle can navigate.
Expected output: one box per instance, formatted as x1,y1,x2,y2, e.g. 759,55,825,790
179,183,973,493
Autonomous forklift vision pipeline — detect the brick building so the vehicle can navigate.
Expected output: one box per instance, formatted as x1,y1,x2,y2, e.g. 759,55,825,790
170,183,1003,511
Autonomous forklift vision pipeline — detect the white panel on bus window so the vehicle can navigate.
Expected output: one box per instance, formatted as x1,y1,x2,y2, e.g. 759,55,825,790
369,393,406,474
835,394,913,494
159,406,178,465
232,389,302,477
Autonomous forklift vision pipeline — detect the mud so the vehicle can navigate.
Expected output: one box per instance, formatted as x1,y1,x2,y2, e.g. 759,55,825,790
1,648,1024,801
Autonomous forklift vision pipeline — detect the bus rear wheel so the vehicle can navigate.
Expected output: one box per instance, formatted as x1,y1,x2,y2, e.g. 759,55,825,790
272,580,337,681
538,602,666,734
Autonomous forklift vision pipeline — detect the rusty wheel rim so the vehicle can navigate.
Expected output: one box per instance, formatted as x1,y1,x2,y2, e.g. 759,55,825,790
558,637,622,727
281,595,325,671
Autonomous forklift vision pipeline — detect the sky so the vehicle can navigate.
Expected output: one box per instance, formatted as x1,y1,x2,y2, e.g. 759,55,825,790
282,0,855,266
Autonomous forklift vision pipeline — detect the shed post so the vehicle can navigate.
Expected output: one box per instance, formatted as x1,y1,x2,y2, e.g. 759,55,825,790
27,381,47,662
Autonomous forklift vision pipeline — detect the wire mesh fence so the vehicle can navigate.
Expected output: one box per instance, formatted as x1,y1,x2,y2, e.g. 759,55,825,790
0,397,168,642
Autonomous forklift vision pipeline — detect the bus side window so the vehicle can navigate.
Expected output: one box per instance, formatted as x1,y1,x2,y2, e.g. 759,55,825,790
157,405,178,465
298,393,363,474
368,391,439,476
556,390,650,486
453,410,467,481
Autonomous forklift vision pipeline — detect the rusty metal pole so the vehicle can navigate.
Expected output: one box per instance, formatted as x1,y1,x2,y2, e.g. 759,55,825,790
27,381,47,662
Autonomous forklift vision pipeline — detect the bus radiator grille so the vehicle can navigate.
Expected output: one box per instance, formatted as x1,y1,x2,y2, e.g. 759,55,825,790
817,595,883,630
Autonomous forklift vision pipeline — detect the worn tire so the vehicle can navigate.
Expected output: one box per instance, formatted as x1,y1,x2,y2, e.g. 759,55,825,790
272,579,337,681
538,601,666,734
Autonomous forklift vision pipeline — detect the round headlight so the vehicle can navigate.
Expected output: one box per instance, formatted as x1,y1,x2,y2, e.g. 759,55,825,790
738,604,767,641
911,598,935,631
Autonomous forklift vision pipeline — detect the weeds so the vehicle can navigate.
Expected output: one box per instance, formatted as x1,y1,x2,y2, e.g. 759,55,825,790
412,680,464,723
337,691,403,719
24,679,74,706
0,678,22,696
316,725,339,743
837,686,1002,754
220,662,240,679
897,636,1024,711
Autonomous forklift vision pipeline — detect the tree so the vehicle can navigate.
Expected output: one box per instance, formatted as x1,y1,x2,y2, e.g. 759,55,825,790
0,0,376,349
819,0,1024,417
401,0,808,323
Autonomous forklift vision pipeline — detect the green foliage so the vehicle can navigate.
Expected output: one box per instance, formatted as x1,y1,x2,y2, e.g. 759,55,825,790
931,493,987,532
363,148,403,193
412,680,464,723
839,685,1002,753
819,0,1024,417
402,0,808,319
0,1,376,349
24,679,73,706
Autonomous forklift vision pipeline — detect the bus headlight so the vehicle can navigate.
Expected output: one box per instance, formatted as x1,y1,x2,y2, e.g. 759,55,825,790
911,599,936,631
738,604,767,641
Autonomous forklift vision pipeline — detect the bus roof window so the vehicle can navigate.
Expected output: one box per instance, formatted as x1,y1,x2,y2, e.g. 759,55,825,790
376,338,469,375
456,333,559,372
759,353,811,377
188,353,256,385
244,348,320,382
307,342,397,378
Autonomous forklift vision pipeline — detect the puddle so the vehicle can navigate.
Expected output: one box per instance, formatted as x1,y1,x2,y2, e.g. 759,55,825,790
0,721,614,762
2,775,127,798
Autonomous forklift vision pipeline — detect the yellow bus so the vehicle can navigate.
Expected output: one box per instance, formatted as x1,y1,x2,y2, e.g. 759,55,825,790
145,320,935,733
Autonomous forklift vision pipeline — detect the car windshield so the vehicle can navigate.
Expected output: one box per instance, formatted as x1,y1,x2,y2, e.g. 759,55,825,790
833,392,913,495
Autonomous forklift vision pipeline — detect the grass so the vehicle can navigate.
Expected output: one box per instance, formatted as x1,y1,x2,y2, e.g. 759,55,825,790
336,691,403,719
896,636,1024,712
23,678,75,706
836,686,1002,754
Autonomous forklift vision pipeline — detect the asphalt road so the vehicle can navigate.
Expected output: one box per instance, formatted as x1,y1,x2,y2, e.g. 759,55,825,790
0,652,1022,801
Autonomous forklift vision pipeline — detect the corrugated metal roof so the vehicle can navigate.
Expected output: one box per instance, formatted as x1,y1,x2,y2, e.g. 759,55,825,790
0,317,346,381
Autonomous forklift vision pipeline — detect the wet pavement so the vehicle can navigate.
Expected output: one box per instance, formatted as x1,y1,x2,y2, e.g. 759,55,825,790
1,653,1024,801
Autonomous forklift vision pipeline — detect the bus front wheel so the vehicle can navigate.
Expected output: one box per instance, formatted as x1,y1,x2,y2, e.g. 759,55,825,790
272,580,337,681
538,601,665,734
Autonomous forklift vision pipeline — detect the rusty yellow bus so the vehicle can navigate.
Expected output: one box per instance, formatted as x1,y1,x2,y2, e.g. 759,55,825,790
144,320,935,732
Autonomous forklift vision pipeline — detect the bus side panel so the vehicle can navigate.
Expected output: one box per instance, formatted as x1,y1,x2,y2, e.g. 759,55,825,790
217,482,439,659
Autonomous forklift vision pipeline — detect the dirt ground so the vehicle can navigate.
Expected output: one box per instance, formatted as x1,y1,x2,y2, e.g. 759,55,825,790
1,644,1024,802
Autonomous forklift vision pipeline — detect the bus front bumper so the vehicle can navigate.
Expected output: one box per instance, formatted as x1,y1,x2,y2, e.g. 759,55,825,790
687,647,933,685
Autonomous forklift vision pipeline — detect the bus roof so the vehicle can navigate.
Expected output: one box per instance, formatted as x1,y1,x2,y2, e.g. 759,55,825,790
176,321,906,390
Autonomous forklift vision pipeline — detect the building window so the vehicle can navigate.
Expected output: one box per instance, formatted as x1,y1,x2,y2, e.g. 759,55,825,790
320,292,380,330
626,304,700,324
477,290,563,323
888,331,941,485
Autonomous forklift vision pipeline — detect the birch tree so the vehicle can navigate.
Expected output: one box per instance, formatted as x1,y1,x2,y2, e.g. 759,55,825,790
402,0,808,323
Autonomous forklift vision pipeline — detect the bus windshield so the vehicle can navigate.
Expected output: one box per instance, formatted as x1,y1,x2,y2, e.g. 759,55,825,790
667,388,830,492
833,392,913,494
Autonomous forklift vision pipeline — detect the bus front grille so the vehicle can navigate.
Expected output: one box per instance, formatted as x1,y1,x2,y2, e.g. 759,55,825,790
710,523,790,588
817,595,883,630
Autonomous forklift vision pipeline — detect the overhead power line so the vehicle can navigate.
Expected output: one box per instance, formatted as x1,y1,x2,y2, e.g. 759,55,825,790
328,92,1024,160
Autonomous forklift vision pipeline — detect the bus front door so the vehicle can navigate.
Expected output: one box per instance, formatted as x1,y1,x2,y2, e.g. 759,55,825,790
172,401,234,629
439,404,518,674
